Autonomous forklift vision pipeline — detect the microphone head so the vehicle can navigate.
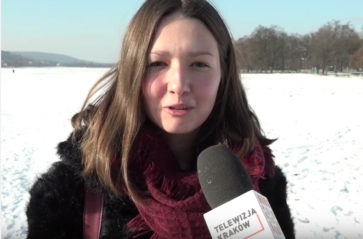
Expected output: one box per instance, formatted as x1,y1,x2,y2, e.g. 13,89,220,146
197,144,253,209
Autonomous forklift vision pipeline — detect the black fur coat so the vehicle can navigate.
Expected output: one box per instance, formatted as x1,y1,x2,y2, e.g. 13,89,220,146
26,132,295,239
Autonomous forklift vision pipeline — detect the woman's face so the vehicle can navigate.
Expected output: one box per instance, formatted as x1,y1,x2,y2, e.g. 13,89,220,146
142,13,221,136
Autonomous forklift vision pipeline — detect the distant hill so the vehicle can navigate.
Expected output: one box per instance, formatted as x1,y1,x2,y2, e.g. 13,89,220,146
1,51,114,67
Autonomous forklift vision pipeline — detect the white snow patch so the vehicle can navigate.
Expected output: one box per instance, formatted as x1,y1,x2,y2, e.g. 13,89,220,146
1,68,363,238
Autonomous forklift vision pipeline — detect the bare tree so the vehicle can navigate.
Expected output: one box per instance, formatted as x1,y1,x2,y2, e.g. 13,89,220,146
233,21,362,74
308,21,361,73
311,23,336,74
235,37,254,72
350,46,363,71
332,22,361,72
247,26,287,72
284,34,309,71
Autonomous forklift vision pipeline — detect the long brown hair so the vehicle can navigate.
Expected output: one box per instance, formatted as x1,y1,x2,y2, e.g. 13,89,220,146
72,0,273,202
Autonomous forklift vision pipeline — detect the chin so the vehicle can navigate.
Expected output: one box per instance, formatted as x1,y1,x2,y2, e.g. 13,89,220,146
161,125,199,135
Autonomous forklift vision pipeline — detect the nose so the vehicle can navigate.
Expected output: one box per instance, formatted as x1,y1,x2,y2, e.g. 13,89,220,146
167,62,190,96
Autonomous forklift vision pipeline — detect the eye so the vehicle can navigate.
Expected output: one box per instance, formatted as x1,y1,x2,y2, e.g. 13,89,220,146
148,61,167,68
191,62,209,68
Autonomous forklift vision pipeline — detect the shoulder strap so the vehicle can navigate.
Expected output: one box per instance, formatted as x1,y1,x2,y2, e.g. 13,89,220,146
83,186,104,239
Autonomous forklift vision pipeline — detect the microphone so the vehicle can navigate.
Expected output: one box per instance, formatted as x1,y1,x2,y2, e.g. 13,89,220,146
197,145,285,239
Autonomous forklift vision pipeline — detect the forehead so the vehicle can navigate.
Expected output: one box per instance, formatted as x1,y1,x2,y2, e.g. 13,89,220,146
150,12,219,54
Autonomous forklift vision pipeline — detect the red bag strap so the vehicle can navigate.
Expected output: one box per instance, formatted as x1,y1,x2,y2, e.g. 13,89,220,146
83,186,104,239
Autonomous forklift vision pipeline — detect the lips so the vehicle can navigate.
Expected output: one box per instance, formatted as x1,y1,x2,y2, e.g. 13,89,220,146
165,104,194,116
169,105,190,110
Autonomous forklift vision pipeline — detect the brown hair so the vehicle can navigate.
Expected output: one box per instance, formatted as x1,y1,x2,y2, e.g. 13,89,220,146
72,0,273,202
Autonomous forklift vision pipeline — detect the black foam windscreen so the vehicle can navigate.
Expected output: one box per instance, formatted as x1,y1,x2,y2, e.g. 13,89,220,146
197,144,253,209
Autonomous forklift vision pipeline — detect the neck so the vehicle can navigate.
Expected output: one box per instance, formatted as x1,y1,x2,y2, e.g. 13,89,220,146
163,131,198,171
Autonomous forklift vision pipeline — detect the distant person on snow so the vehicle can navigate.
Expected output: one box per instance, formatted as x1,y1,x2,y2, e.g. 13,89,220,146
26,0,295,238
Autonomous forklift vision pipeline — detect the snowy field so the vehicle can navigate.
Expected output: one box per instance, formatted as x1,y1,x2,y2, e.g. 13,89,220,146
1,67,363,239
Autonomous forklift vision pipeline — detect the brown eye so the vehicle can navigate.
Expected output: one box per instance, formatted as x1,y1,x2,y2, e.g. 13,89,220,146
191,62,209,68
149,61,167,67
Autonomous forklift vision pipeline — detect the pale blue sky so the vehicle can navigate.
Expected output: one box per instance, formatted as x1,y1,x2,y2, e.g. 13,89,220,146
2,0,363,63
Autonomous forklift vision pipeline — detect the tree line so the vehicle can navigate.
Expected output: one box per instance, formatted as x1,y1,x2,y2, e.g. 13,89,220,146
234,21,363,74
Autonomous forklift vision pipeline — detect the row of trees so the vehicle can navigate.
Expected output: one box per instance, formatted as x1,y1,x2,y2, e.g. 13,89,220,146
234,21,363,74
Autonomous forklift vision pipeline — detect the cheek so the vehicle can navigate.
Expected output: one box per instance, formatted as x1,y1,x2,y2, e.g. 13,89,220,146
142,77,157,101
194,74,221,100
142,76,166,111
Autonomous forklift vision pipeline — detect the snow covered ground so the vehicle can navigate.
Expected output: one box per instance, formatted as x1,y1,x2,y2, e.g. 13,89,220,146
1,68,362,238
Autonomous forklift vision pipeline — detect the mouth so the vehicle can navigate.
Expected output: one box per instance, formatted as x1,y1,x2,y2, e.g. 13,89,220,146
169,105,191,110
165,104,194,115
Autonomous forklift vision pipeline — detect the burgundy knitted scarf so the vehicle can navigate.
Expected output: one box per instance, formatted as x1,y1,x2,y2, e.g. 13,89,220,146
126,127,275,239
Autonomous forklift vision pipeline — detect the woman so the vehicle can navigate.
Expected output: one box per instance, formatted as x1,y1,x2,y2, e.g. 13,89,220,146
26,0,295,238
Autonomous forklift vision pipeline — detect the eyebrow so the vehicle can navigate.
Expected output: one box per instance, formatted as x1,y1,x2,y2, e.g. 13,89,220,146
150,50,214,57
